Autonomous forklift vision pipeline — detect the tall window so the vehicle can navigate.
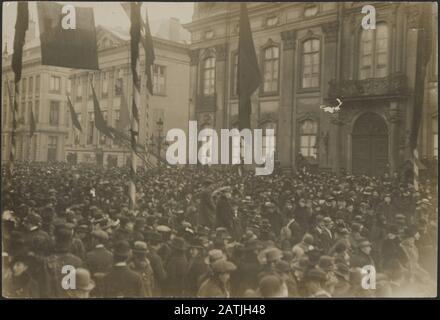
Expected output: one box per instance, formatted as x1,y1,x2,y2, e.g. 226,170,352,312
202,57,215,95
21,78,27,100
50,76,61,92
28,101,33,124
153,65,166,95
67,78,72,95
302,39,320,88
433,117,438,159
300,120,318,159
102,72,108,97
262,46,279,94
28,77,33,96
359,23,389,80
87,112,94,145
35,75,40,96
47,136,58,161
34,100,39,123
76,78,82,100
231,53,238,97
115,69,123,96
49,101,60,125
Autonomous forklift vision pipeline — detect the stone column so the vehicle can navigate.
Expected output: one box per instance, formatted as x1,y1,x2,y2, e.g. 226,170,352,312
215,44,227,132
322,21,341,174
279,30,296,171
388,101,401,173
189,49,200,123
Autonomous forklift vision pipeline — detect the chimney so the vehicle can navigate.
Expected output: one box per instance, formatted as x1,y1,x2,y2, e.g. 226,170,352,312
168,17,181,43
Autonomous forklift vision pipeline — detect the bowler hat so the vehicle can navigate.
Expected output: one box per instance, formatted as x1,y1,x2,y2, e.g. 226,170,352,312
358,239,372,248
170,237,187,251
74,268,95,292
211,260,236,273
113,240,131,257
265,248,283,263
133,241,148,255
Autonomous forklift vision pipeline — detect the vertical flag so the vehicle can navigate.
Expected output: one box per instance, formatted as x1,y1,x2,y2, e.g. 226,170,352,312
143,6,155,95
91,84,112,138
129,2,142,209
67,95,82,132
12,2,29,88
238,3,261,130
10,2,28,171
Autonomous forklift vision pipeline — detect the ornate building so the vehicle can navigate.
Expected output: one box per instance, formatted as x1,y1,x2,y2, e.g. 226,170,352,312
183,2,438,175
2,19,70,162
65,26,190,167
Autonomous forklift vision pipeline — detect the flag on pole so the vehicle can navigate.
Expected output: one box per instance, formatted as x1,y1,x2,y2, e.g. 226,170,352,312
121,2,155,94
143,6,155,94
238,3,261,130
12,2,29,88
409,3,433,151
91,85,112,138
130,2,141,91
67,96,82,132
117,91,131,132
37,2,99,70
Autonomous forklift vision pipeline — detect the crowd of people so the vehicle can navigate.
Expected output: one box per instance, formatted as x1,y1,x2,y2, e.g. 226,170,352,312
1,161,437,298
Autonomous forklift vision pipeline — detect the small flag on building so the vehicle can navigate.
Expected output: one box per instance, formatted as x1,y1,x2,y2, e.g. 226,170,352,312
91,85,112,138
238,3,261,130
67,95,82,132
37,2,99,70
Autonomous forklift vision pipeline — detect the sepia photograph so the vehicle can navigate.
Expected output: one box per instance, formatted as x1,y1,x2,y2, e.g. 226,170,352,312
1,1,438,301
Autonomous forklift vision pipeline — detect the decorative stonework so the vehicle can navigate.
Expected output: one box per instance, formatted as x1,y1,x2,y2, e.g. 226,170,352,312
386,102,402,123
406,5,421,29
197,112,214,128
328,73,407,99
281,30,296,50
215,44,228,61
322,21,339,43
189,49,200,66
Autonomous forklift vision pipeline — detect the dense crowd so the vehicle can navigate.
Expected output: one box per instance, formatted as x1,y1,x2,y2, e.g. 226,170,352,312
1,161,437,298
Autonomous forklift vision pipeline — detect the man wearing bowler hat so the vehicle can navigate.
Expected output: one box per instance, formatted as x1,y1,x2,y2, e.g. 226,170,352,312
101,240,145,298
144,230,167,296
185,237,208,296
128,241,154,297
163,237,188,297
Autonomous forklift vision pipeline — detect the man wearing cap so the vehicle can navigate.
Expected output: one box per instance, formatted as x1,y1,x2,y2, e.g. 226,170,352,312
351,239,375,270
231,239,263,296
198,260,236,298
85,230,113,279
128,241,154,297
44,225,83,298
23,212,51,252
185,238,208,296
163,237,188,297
101,240,146,298
144,230,167,296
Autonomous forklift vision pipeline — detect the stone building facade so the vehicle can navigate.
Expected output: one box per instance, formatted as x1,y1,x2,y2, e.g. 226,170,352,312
183,2,438,175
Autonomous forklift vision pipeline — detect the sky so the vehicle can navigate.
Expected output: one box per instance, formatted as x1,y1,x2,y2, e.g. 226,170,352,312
2,1,194,52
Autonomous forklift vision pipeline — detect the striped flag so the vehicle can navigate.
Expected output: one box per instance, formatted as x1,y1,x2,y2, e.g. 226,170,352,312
91,84,113,139
12,2,29,88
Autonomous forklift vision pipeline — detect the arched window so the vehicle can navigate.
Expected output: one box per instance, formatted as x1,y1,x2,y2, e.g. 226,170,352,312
202,57,216,95
301,39,320,88
262,46,279,93
299,119,318,159
359,23,389,80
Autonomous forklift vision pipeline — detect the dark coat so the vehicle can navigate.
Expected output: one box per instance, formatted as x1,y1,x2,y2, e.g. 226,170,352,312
351,250,375,269
3,271,40,298
86,245,114,276
185,255,208,296
101,264,146,298
231,252,261,296
164,251,188,297
198,190,215,229
198,277,230,298
146,249,167,296
215,196,234,233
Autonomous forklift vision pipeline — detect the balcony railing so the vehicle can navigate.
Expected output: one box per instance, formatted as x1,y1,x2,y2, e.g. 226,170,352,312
328,73,407,99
